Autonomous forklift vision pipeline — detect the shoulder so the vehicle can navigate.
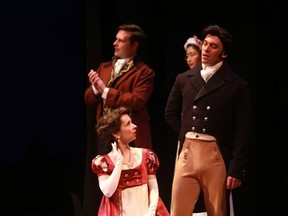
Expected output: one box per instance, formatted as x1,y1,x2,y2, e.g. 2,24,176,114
141,148,160,173
220,61,247,83
177,64,201,79
91,154,111,175
141,147,156,155
92,155,105,165
134,62,155,75
98,61,113,70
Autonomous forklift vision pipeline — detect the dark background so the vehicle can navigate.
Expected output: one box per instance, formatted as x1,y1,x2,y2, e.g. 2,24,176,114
1,0,287,215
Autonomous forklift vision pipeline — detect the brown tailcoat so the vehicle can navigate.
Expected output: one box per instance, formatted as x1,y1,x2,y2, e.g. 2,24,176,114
85,60,155,149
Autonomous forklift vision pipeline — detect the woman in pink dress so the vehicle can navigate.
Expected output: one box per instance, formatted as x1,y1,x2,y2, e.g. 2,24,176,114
91,107,170,216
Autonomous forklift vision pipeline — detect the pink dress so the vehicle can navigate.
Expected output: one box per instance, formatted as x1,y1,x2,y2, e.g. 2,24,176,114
91,148,170,216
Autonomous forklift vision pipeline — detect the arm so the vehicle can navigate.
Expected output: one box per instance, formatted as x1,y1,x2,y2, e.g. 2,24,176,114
228,81,253,180
144,149,161,216
84,64,107,106
164,74,182,132
105,66,155,111
98,142,123,197
145,176,159,216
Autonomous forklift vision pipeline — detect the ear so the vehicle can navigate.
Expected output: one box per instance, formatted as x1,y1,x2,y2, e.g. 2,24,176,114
112,132,120,140
221,51,228,59
132,41,139,50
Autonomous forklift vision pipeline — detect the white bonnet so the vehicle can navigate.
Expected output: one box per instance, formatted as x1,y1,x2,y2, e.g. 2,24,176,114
184,37,202,50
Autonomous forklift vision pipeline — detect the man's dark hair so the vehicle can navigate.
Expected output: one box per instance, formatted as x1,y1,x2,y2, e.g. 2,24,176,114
117,23,147,61
201,24,234,57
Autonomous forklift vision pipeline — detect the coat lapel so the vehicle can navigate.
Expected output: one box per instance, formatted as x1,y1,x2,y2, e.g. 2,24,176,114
195,75,225,100
107,59,135,87
188,64,205,91
190,62,231,101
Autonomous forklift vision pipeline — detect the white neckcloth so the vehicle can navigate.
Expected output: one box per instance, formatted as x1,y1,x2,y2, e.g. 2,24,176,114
114,59,127,75
200,61,223,82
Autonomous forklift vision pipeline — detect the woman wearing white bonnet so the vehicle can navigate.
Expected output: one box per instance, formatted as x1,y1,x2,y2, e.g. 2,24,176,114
184,35,202,69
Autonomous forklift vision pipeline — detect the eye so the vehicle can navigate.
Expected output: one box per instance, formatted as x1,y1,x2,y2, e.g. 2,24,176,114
185,52,196,60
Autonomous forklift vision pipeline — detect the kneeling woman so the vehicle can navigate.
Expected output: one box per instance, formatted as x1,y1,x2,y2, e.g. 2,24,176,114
91,106,170,216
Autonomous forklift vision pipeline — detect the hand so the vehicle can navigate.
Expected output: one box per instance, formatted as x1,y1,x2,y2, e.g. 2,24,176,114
88,69,106,93
226,176,242,190
111,142,123,164
88,69,97,84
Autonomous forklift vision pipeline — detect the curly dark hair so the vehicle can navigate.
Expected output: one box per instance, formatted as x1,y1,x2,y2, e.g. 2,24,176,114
96,107,132,145
201,24,234,58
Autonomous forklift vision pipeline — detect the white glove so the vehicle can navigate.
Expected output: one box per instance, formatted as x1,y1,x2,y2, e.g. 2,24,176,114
99,142,123,197
111,141,123,165
144,177,159,216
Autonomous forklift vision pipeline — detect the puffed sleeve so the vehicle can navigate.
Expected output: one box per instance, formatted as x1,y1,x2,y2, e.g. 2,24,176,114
91,155,110,176
144,149,160,175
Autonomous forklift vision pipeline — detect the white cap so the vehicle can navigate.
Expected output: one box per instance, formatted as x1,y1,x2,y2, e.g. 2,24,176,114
184,37,202,50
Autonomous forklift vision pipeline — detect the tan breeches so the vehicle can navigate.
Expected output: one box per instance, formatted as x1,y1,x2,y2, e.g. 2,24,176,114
171,138,227,216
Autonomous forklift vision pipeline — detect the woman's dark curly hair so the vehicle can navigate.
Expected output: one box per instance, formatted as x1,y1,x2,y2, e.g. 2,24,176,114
96,107,132,145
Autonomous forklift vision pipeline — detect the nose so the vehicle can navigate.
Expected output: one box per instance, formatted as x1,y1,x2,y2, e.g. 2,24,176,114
202,44,210,52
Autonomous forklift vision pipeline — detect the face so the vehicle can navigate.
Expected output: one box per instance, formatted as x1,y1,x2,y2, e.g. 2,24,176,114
201,34,227,66
113,30,137,59
118,114,137,144
185,45,201,69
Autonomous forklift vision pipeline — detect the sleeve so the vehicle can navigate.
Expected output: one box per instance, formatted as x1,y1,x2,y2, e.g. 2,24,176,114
164,74,182,132
91,155,110,176
91,85,99,95
144,149,160,175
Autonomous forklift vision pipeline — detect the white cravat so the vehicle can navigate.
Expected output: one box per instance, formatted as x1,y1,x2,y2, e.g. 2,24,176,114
200,67,215,83
200,62,223,82
114,59,127,75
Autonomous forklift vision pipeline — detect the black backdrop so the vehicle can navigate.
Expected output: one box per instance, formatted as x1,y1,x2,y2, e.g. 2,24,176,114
1,0,287,215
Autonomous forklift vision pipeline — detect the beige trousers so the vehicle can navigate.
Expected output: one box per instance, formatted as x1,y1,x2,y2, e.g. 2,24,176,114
171,137,227,216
